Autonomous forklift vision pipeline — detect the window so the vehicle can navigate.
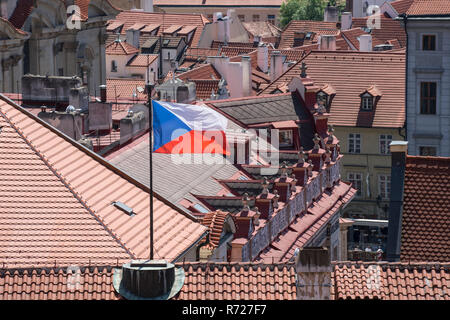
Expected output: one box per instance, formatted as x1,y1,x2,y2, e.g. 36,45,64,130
378,175,391,200
238,15,245,22
361,94,373,110
252,14,260,22
348,133,361,153
422,35,436,51
111,60,117,72
420,82,437,114
193,203,210,214
279,130,294,147
267,14,275,25
293,32,305,47
348,173,363,197
419,146,437,156
379,134,392,154
58,68,64,76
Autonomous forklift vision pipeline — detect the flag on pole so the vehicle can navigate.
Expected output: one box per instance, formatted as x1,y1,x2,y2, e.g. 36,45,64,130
152,100,229,155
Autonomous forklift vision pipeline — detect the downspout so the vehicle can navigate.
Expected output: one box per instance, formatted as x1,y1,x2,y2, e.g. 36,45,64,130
401,14,408,141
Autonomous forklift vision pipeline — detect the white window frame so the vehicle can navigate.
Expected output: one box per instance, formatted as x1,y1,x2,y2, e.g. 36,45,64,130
348,133,361,154
348,172,363,198
378,174,391,200
379,134,392,155
361,94,373,110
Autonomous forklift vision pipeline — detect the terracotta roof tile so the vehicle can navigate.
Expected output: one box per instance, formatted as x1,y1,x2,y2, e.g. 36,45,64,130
400,156,450,262
261,51,406,128
1,261,448,300
332,262,450,300
108,11,207,47
105,40,139,55
8,0,34,29
106,78,147,102
352,15,406,47
211,40,255,49
242,21,282,38
191,79,221,100
176,64,222,81
200,211,233,248
126,54,158,67
279,20,340,49
406,0,450,15
390,0,415,15
0,95,208,267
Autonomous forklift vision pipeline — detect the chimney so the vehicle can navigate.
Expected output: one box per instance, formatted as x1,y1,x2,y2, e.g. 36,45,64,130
114,260,185,299
324,5,338,22
99,84,106,103
386,141,408,262
255,178,274,219
319,35,336,51
230,238,247,262
141,0,154,12
295,247,331,300
270,51,284,82
241,55,252,97
273,163,293,202
359,34,372,52
126,29,140,49
257,43,269,73
341,12,352,30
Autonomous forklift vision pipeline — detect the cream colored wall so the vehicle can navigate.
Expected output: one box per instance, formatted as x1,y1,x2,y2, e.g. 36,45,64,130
333,126,405,220
155,6,280,26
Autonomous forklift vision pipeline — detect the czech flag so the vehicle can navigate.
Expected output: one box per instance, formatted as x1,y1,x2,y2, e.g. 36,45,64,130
152,100,229,155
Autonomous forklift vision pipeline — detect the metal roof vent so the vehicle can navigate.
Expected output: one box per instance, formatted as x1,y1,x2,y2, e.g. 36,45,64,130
66,105,75,113
113,260,185,300
112,201,135,216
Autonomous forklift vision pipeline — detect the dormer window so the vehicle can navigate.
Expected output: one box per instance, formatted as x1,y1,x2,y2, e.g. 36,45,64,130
317,91,328,107
361,93,373,110
360,85,381,111
317,84,336,111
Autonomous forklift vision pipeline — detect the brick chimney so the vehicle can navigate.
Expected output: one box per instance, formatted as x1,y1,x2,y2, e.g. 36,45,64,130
386,141,408,262
255,177,275,219
295,247,332,300
308,134,326,172
292,148,309,186
273,162,293,202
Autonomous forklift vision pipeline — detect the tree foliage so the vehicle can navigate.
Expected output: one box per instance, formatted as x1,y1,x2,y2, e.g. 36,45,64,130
279,0,345,28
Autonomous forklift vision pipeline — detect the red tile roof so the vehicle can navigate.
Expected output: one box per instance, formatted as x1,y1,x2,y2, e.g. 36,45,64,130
390,0,414,15
332,261,450,300
176,64,222,81
106,78,147,102
126,54,158,67
261,50,406,128
200,211,234,248
1,261,448,300
341,28,387,50
191,79,221,100
279,20,340,49
211,40,255,49
401,156,450,262
242,21,282,38
109,11,208,47
220,46,255,58
406,0,450,15
105,40,139,55
352,15,407,47
0,95,208,267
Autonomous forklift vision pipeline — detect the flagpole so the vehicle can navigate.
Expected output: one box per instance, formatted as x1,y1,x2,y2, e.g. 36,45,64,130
146,55,154,261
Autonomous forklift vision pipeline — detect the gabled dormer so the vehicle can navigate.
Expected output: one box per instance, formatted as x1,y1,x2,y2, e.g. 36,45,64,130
360,85,382,111
316,84,336,112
